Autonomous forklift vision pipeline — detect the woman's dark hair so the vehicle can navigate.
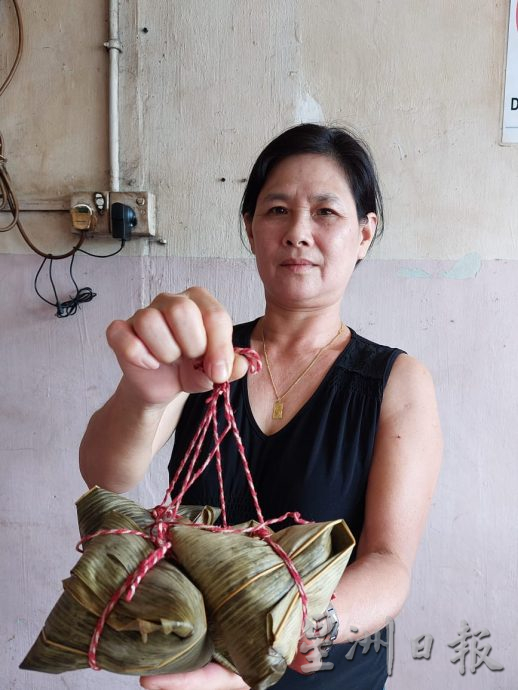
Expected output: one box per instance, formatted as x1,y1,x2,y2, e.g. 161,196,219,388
240,123,384,250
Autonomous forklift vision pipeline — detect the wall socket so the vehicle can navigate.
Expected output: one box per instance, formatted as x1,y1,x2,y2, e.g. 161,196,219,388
70,191,156,239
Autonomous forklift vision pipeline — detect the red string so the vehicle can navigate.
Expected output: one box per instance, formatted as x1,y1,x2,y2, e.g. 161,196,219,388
79,348,311,671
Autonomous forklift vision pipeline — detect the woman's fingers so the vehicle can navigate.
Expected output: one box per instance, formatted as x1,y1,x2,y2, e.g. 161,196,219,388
131,308,182,363
230,351,251,382
182,287,235,383
106,319,160,370
149,292,208,361
149,289,235,382
108,288,248,386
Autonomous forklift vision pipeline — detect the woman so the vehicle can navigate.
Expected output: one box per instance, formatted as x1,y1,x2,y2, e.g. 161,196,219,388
80,124,442,690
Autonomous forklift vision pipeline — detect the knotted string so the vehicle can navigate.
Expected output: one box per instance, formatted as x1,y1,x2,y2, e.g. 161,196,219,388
78,347,311,671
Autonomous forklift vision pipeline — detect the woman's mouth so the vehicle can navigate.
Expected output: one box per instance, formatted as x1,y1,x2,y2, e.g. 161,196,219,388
280,259,315,272
280,259,314,266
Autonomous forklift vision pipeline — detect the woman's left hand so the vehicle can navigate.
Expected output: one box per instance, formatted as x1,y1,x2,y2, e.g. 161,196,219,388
140,662,250,690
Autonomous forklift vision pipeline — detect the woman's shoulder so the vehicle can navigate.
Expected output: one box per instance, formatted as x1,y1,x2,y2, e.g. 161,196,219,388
340,328,407,386
382,351,437,405
346,330,437,397
369,343,438,435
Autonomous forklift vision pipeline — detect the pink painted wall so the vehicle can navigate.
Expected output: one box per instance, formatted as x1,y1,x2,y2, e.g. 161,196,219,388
1,253,516,689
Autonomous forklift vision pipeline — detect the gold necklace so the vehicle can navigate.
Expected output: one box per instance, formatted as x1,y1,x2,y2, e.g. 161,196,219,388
261,322,344,420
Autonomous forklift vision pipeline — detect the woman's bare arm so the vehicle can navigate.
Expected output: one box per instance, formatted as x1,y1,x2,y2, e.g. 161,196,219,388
79,288,248,493
79,383,188,493
332,353,443,642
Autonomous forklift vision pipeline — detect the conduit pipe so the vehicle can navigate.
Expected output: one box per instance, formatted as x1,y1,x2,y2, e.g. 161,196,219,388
104,0,121,191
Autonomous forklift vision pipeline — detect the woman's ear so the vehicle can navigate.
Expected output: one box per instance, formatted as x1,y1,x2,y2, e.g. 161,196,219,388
243,213,255,254
357,213,377,261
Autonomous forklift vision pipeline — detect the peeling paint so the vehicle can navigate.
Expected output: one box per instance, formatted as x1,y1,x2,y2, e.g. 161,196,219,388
397,267,432,279
394,141,407,160
398,253,482,280
295,89,324,123
440,252,482,280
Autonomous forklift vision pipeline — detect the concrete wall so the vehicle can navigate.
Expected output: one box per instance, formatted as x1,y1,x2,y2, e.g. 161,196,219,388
1,2,517,689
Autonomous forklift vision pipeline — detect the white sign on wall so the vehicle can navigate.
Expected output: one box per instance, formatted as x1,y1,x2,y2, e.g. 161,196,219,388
502,0,518,143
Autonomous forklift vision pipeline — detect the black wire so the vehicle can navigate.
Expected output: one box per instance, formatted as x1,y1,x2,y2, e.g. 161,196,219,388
32,239,127,316
68,250,80,294
77,239,125,257
48,257,60,308
34,256,55,307
34,252,97,318
56,294,96,319
3,0,125,315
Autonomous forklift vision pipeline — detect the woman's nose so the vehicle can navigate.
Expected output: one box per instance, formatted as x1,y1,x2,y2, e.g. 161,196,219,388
282,211,313,246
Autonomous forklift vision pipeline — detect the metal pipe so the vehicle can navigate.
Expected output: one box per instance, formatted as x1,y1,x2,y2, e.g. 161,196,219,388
104,0,122,191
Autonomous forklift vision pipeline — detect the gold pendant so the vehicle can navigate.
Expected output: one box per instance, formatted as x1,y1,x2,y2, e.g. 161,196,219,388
272,400,284,420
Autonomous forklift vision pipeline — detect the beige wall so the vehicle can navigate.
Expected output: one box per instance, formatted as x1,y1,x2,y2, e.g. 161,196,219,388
0,1,109,256
1,1,517,259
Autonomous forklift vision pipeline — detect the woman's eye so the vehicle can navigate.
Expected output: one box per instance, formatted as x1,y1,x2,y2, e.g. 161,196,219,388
316,208,335,216
268,206,288,215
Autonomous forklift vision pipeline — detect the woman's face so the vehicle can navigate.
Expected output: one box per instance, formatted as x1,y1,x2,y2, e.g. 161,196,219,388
244,153,377,311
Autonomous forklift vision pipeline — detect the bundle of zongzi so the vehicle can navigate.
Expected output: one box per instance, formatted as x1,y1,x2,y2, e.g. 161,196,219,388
169,517,355,690
20,487,215,675
21,487,355,690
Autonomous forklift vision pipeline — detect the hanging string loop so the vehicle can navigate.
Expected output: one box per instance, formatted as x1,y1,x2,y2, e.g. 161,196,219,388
78,347,311,671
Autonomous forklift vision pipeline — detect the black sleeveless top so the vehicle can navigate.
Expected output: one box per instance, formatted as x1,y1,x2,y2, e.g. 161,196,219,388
168,319,405,690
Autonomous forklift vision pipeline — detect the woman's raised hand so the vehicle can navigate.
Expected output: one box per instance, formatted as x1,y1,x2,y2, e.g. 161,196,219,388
106,287,249,407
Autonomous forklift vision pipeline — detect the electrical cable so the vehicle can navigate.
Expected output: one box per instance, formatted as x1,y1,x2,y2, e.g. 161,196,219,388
0,0,23,98
0,133,20,231
1,0,128,317
0,0,23,232
0,170,86,257
33,239,126,318
77,240,125,258
34,252,97,318
0,132,86,257
0,0,85,257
